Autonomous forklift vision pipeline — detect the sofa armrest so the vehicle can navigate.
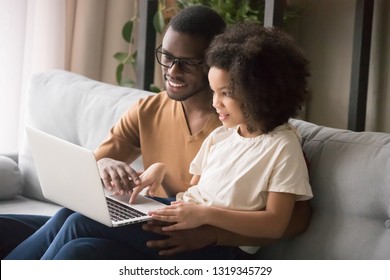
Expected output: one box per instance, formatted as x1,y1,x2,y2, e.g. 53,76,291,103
0,155,23,200
1,153,18,163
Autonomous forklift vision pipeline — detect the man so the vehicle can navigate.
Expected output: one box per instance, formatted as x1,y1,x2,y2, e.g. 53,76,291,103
1,6,311,259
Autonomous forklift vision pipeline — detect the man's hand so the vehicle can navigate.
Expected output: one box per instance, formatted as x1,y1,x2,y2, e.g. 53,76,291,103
142,221,216,256
97,158,141,195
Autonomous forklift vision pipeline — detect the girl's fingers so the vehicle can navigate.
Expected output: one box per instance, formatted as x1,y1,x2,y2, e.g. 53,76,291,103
150,213,172,222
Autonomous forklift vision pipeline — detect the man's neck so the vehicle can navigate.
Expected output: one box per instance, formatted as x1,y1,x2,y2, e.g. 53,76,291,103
181,92,215,135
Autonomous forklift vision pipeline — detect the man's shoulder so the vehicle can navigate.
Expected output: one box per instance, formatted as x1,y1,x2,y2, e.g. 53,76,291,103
136,91,178,121
138,91,171,108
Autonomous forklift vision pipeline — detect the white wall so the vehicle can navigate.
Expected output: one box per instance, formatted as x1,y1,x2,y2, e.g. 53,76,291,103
0,0,27,153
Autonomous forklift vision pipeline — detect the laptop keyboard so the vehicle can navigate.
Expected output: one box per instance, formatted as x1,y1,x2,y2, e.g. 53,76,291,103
106,197,147,222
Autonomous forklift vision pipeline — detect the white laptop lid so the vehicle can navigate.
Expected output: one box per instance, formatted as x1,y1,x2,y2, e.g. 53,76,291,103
26,126,166,227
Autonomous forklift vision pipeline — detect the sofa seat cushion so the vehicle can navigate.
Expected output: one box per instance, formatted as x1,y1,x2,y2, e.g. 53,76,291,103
0,195,61,215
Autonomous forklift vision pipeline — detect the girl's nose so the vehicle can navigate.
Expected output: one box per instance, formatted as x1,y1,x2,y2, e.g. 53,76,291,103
212,94,221,109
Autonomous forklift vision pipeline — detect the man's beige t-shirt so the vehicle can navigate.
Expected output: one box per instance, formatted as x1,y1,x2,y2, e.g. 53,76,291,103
95,91,221,197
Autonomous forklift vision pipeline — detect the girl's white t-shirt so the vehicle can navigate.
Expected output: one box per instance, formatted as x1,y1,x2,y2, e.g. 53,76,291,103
178,123,313,209
177,123,313,254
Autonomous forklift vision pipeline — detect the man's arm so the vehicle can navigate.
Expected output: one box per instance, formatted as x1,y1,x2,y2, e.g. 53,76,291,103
215,200,312,246
143,200,312,255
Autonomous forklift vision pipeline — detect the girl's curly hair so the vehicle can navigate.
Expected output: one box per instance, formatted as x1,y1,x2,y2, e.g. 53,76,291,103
206,22,310,133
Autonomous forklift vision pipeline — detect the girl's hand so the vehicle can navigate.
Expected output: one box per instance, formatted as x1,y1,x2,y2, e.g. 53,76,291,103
129,163,166,203
149,201,207,231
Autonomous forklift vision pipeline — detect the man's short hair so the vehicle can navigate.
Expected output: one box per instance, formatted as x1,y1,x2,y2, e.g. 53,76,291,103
168,5,226,43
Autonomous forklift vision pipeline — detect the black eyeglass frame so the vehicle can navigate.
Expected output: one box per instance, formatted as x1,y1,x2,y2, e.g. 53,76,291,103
154,45,203,73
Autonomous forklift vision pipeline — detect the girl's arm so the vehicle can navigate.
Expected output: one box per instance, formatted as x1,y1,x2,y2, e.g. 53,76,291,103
190,174,200,185
150,191,296,239
131,168,200,203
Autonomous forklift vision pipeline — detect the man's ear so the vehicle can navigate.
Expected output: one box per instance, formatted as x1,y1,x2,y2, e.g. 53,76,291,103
202,64,210,75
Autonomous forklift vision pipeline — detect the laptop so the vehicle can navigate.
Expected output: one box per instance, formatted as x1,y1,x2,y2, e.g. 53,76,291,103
26,126,168,227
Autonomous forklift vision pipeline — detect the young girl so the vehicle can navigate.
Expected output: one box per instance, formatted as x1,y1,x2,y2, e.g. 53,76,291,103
132,21,313,255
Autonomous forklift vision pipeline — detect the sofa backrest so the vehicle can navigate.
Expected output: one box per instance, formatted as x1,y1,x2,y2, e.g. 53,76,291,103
19,70,153,201
257,119,390,259
19,70,390,259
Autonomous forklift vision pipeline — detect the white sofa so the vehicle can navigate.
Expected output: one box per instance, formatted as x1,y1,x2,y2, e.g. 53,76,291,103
1,70,389,259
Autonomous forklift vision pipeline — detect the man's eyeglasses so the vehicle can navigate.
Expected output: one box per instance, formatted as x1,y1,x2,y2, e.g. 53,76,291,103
155,45,203,73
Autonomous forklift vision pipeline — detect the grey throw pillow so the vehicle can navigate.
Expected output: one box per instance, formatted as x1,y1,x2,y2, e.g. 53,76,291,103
0,155,23,200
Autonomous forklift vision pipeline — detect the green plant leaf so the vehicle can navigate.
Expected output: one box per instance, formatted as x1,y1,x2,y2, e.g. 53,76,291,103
114,51,137,66
130,51,137,70
153,10,165,34
122,20,133,43
113,52,128,63
116,64,124,84
124,53,137,65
